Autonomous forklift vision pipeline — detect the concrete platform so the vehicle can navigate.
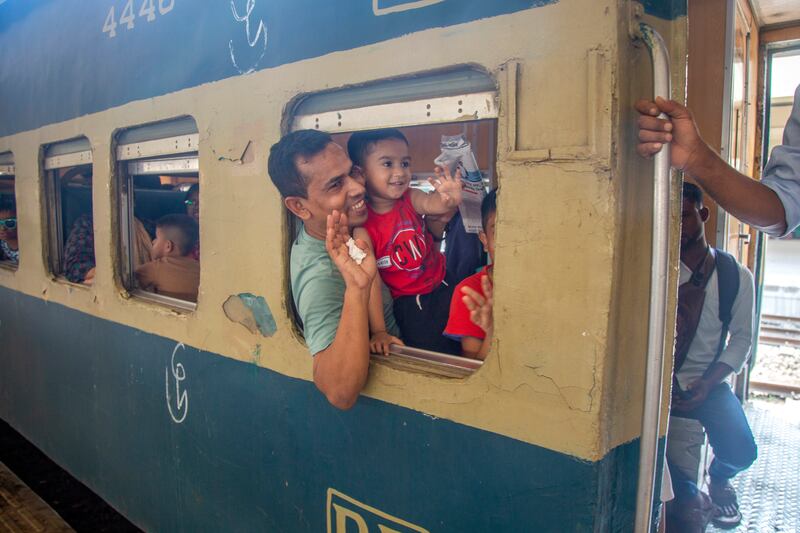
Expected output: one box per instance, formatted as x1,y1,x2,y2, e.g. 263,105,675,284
0,461,73,533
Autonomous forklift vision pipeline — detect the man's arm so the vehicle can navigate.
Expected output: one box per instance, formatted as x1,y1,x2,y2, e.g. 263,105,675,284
636,97,787,236
312,211,376,410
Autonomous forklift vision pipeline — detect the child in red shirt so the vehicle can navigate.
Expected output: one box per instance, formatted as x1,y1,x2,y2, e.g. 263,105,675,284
444,189,496,359
348,129,463,355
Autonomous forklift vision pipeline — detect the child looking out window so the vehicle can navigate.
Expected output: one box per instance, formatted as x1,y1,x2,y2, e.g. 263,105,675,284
347,128,463,354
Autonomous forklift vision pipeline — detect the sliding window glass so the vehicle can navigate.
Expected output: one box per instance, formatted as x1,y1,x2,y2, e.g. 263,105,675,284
115,116,200,309
0,152,18,269
43,138,94,283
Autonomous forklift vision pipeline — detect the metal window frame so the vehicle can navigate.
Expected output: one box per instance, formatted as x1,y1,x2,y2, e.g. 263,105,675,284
44,169,67,278
288,73,500,375
0,165,13,176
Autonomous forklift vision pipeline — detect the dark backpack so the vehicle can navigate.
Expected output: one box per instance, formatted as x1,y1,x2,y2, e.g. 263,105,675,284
714,249,740,360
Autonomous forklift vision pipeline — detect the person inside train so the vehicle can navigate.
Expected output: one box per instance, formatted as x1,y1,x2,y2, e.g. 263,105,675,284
347,128,463,355
267,129,400,410
184,183,200,260
635,83,800,237
443,189,496,360
134,214,200,302
0,199,19,265
666,182,757,530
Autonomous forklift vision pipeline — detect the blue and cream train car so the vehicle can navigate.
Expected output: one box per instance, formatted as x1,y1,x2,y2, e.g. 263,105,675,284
0,1,687,531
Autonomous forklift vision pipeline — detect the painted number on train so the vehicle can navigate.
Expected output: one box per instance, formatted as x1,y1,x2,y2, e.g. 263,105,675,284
326,489,429,533
102,0,175,38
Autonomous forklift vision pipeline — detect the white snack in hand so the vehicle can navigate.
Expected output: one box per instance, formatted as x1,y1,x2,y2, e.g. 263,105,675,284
346,238,367,265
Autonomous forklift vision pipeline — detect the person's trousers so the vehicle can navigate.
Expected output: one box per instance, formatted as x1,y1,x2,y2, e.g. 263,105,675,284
667,382,757,498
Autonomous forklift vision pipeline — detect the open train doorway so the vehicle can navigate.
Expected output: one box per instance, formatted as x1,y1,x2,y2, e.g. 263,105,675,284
751,45,800,398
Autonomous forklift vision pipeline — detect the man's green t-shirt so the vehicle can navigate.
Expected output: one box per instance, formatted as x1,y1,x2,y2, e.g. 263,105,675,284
290,225,399,355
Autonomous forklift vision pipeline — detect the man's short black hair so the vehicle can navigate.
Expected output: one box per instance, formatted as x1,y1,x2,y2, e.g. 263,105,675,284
683,181,703,207
347,128,408,167
481,189,497,230
157,213,198,256
268,130,333,199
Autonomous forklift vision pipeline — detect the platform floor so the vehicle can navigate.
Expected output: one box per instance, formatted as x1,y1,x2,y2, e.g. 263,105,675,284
708,398,800,533
0,461,73,533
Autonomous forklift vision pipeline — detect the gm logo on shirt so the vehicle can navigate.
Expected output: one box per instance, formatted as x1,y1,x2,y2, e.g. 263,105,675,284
326,488,429,533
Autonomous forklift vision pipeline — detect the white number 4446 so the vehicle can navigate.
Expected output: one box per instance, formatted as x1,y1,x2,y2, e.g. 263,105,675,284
103,0,175,38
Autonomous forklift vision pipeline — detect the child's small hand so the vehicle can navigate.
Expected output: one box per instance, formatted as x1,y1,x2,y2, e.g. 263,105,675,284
370,330,404,355
461,275,493,333
430,166,463,209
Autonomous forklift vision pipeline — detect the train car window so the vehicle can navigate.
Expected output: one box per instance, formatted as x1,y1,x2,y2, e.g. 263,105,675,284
0,152,18,270
115,116,199,311
43,138,94,283
290,68,498,375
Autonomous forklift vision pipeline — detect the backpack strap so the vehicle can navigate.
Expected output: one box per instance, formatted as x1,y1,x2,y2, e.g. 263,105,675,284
713,249,741,361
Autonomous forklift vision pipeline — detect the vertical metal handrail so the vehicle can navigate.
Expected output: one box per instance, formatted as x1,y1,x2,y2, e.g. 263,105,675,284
634,22,672,533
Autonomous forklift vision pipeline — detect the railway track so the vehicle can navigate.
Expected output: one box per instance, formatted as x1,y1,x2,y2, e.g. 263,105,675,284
759,313,800,348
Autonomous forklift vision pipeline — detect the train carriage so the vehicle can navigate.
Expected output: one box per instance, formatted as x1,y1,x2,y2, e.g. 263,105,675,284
0,1,691,531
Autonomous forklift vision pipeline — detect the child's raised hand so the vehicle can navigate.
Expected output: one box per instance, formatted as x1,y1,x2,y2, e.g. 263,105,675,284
430,166,463,209
369,330,405,356
461,275,493,334
325,210,377,290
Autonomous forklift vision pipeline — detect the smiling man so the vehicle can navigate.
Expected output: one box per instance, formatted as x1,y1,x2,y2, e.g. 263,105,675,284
267,130,400,410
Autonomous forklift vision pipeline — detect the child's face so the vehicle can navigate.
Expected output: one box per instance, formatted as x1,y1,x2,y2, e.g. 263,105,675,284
151,227,172,260
360,139,412,202
0,209,17,241
479,211,496,265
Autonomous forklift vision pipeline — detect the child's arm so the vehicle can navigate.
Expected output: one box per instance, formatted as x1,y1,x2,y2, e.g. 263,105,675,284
410,166,463,216
353,228,404,355
460,276,493,360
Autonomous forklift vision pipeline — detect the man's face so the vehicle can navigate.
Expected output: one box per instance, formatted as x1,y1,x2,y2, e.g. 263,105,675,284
0,209,16,241
185,189,199,221
290,143,367,237
680,197,707,252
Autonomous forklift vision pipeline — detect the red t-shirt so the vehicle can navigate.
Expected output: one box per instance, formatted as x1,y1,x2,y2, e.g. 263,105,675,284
444,266,492,340
364,191,445,298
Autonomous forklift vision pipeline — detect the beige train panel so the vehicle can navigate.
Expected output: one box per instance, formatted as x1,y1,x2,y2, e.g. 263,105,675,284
0,1,685,461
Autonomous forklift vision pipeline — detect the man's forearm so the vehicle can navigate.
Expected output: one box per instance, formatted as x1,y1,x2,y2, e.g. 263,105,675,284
686,142,787,234
701,361,735,386
313,286,371,409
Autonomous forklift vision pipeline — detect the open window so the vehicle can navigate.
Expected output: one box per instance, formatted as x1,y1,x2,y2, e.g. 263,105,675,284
115,116,200,310
0,152,18,269
43,138,94,283
290,68,498,375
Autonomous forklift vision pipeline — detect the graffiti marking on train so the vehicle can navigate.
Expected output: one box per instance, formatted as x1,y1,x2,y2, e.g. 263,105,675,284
102,0,175,38
229,0,268,74
165,342,189,424
326,488,429,533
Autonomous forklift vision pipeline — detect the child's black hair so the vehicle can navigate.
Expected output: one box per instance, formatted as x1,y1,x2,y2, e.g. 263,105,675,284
347,128,408,167
156,213,198,256
481,189,497,230
682,181,703,207
268,129,333,199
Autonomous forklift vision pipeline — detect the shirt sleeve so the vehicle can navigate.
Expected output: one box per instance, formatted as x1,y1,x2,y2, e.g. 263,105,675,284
295,270,346,356
717,265,754,375
443,277,486,341
762,84,800,237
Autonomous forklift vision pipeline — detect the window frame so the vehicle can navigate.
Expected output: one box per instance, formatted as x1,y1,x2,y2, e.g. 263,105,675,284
114,117,200,312
42,138,93,283
287,68,500,376
0,151,17,271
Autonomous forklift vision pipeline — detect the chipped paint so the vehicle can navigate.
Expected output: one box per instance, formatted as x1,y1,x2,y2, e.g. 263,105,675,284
223,294,277,338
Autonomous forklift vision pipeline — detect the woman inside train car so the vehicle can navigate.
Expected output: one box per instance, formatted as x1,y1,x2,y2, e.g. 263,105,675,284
0,200,19,264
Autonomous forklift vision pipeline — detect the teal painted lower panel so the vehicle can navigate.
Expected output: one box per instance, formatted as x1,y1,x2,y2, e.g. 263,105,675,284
0,287,642,532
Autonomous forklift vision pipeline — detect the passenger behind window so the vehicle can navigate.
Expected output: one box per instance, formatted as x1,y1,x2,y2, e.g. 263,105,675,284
134,214,199,302
443,189,496,360
184,183,200,260
0,199,19,265
347,128,463,355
